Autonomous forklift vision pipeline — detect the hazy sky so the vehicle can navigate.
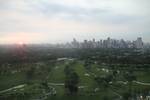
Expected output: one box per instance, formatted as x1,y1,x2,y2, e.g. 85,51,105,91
0,0,150,44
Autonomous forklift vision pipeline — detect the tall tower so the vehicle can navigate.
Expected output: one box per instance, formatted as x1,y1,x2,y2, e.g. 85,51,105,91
107,37,111,48
135,37,143,48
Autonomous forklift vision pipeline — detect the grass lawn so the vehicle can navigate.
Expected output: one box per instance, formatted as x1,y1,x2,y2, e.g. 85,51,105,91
0,72,26,90
135,71,150,83
0,60,150,100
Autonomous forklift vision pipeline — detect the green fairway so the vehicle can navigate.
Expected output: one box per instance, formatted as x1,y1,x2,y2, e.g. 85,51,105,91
0,60,150,100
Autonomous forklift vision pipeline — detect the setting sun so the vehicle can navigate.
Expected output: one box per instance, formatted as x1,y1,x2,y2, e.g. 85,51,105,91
18,41,24,45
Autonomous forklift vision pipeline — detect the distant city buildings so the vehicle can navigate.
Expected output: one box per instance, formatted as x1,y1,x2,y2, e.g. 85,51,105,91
133,37,144,48
58,37,144,49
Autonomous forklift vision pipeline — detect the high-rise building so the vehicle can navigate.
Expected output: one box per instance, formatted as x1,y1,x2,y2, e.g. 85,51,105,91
106,37,111,48
135,37,143,48
72,38,80,48
63,37,144,49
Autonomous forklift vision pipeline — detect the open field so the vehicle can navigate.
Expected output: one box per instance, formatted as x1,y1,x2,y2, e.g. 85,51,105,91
0,60,150,100
0,47,150,100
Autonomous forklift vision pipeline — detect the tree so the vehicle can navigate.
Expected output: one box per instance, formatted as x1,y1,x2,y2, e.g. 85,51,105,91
124,70,136,97
95,75,113,90
64,66,79,95
26,67,35,84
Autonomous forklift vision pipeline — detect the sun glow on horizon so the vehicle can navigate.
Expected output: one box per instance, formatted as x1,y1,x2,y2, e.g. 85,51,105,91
0,32,42,44
18,41,24,45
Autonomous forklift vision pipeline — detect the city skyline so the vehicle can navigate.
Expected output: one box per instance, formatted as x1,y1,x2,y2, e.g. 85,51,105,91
54,37,144,49
0,36,149,45
0,0,150,44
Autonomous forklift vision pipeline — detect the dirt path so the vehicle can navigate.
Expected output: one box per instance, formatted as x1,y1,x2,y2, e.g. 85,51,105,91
0,84,26,94
133,81,150,85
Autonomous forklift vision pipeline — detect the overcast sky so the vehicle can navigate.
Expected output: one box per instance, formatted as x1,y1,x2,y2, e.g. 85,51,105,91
0,0,150,44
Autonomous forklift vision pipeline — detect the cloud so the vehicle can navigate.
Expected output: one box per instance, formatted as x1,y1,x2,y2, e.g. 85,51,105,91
0,0,150,43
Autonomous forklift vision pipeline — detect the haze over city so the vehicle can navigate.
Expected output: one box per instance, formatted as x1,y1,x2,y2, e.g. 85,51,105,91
1,1,150,100
0,0,150,44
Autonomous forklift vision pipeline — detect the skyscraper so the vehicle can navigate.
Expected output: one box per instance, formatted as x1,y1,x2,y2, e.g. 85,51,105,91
135,37,143,48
